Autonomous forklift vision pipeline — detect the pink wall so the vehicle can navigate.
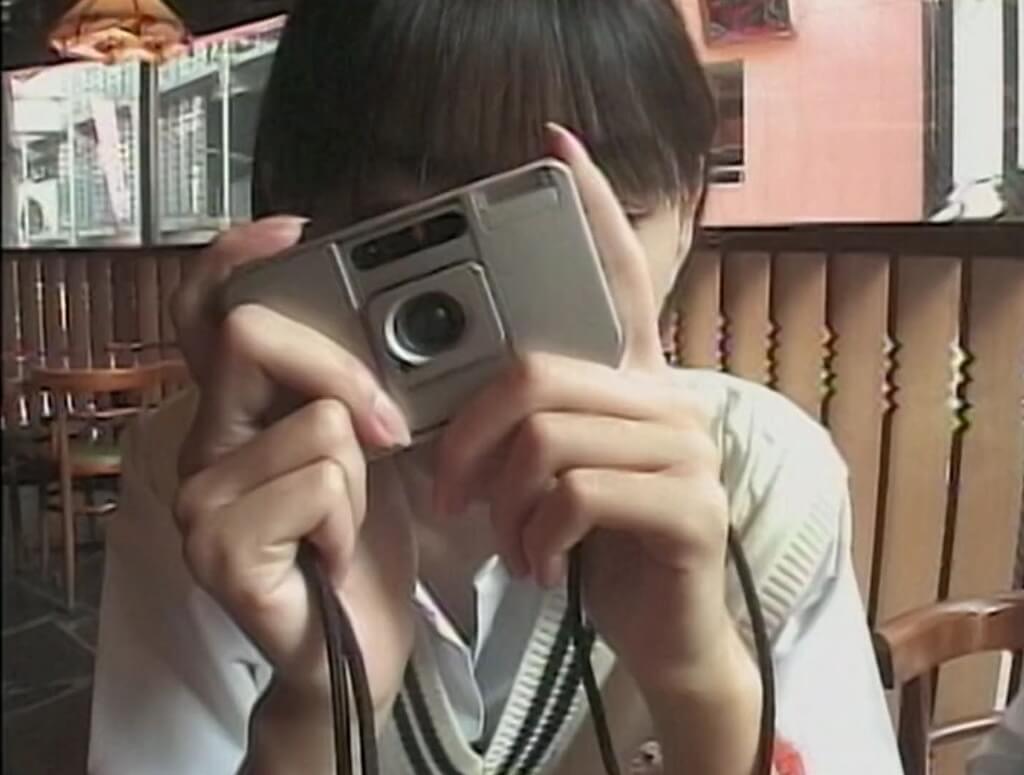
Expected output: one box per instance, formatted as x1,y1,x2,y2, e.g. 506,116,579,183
677,0,924,226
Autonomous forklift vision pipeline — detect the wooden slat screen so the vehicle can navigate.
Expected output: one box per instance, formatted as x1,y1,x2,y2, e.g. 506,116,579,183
823,252,891,605
669,225,1022,775
2,247,189,424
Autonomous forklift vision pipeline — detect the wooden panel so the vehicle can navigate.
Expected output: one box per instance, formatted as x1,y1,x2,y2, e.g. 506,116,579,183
824,253,892,609
2,259,21,426
721,251,772,384
88,256,114,367
41,256,67,368
112,259,138,361
1,259,17,361
137,256,161,359
770,252,828,421
65,257,91,368
159,254,183,358
932,257,1024,775
874,256,961,623
17,256,44,421
672,249,723,370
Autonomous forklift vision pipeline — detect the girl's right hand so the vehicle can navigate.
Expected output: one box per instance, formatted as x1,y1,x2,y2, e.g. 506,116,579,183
170,216,417,709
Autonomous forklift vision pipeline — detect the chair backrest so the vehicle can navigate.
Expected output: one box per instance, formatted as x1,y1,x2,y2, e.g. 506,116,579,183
28,360,189,396
873,592,1024,775
2,247,191,428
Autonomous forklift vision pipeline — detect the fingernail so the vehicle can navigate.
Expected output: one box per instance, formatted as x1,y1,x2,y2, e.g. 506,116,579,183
372,392,412,448
544,122,587,160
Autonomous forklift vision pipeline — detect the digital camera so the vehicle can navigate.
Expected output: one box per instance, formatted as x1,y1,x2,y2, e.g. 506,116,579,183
221,159,624,446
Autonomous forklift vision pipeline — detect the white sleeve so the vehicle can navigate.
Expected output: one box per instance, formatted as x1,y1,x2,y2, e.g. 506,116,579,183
88,420,271,775
772,497,904,774
967,690,1024,775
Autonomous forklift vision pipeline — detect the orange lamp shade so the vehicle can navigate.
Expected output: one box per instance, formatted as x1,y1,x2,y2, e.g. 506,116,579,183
49,0,190,65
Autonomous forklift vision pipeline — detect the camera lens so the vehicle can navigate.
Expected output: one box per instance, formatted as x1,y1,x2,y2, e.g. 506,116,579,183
391,291,467,361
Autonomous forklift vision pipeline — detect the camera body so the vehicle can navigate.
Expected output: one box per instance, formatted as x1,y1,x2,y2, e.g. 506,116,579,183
221,160,624,444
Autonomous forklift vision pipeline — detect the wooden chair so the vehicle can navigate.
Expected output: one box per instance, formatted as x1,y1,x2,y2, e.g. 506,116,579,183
873,591,1024,775
24,360,189,610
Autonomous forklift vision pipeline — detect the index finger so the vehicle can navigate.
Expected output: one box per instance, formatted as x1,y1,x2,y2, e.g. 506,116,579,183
545,123,665,369
172,215,309,380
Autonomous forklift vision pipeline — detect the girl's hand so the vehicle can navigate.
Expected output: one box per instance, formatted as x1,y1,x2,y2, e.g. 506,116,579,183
433,124,736,693
170,218,417,707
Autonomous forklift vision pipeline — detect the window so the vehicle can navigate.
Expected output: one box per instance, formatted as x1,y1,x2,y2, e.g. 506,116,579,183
155,17,282,243
3,60,141,247
699,0,795,47
1,16,283,248
705,61,745,185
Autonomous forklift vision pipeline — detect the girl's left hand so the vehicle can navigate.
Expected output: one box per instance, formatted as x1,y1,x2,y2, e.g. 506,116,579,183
433,124,735,693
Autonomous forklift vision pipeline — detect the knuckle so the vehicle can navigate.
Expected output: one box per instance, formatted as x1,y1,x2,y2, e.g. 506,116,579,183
557,469,592,514
669,390,713,430
509,354,549,402
222,305,262,355
181,524,225,586
309,399,355,451
173,475,208,531
313,459,349,504
516,414,555,466
691,477,730,542
685,430,721,471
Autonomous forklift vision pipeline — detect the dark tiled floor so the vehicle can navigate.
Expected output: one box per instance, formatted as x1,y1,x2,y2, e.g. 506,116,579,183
3,489,104,775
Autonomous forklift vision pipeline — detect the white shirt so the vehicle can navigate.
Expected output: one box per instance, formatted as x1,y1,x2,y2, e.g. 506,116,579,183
87,371,904,774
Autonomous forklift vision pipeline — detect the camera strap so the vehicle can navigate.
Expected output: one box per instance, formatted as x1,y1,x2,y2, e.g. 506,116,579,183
297,530,774,775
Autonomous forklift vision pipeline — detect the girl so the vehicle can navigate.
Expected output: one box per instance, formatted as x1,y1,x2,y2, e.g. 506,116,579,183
88,1,903,773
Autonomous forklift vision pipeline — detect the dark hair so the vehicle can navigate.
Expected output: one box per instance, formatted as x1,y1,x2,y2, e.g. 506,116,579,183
253,0,716,221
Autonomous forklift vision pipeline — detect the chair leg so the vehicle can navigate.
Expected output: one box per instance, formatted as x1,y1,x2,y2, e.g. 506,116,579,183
38,484,50,581
84,483,99,543
7,478,24,572
61,474,76,613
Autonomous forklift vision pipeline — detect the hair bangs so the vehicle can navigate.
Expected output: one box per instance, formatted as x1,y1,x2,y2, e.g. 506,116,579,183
255,0,715,219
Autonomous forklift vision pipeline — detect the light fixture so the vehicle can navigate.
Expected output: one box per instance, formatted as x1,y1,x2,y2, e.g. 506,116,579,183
49,0,191,65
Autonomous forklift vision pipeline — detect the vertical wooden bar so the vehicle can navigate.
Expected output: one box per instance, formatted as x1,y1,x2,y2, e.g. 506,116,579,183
874,255,961,624
770,252,828,421
18,255,44,422
89,254,114,368
932,256,1024,775
2,258,22,426
720,251,772,384
672,249,723,370
159,253,183,359
112,256,139,362
41,255,68,368
825,253,892,608
65,255,92,411
137,255,161,359
137,254,162,400
65,257,91,368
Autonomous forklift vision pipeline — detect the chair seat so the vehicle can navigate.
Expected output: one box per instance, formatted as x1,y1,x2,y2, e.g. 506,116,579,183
66,440,122,477
5,436,122,479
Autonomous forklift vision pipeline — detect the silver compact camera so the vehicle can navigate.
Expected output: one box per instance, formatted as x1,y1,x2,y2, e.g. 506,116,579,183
222,159,624,445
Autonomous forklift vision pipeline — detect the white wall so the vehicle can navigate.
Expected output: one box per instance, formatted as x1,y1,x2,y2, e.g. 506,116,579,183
1019,0,1023,169
953,0,1004,186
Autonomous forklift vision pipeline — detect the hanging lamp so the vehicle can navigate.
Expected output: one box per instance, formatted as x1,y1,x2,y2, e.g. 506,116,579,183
49,0,190,65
